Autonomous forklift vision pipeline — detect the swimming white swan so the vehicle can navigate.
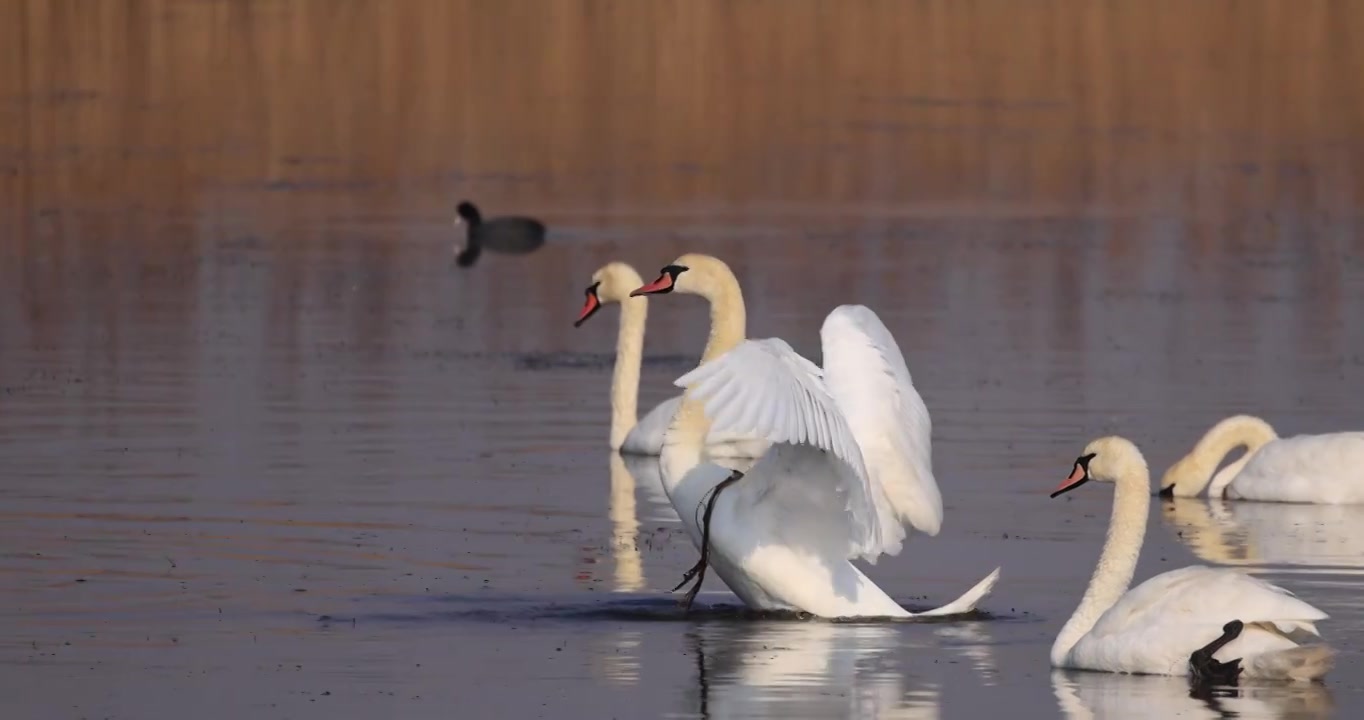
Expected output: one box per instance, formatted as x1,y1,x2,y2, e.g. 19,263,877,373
1160,415,1364,503
1051,436,1334,681
630,253,999,618
574,261,767,459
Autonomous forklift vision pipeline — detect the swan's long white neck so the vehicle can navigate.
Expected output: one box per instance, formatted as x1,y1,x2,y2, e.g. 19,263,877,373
608,297,647,450
660,271,747,492
1177,416,1278,497
1050,459,1150,666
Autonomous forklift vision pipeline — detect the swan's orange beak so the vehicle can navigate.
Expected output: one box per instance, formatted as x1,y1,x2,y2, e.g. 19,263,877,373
630,273,673,297
1050,462,1090,498
574,285,602,327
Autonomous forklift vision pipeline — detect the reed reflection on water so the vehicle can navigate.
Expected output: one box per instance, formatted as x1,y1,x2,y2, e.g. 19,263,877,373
2,1,1364,719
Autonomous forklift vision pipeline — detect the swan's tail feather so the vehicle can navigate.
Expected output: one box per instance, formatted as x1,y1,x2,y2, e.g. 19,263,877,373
914,567,1001,617
1244,645,1335,682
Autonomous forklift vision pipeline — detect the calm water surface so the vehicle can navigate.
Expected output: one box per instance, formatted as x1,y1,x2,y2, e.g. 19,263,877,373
1,220,1362,718
4,1,1364,717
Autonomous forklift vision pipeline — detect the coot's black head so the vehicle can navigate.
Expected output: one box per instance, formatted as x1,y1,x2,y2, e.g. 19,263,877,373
455,201,482,225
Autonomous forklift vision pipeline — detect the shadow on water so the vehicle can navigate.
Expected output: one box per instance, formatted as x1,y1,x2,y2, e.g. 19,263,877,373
327,593,1004,628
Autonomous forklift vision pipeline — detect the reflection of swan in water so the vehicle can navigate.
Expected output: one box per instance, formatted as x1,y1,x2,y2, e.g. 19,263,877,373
608,454,646,591
1161,498,1364,575
689,622,943,720
933,622,998,685
1051,669,1334,720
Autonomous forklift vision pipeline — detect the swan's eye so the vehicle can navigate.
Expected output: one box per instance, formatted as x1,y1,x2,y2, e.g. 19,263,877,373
1077,453,1096,470
662,264,689,279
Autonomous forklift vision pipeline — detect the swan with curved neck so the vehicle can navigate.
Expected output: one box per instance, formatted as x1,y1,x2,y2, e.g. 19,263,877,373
626,254,998,618
1160,415,1277,498
574,261,766,459
628,255,748,484
1050,436,1334,680
1161,415,1364,503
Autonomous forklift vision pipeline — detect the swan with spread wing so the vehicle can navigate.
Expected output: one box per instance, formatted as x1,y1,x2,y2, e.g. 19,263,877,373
631,254,999,618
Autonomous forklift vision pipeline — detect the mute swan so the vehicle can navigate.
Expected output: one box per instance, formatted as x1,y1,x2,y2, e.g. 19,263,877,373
573,262,768,460
1051,436,1334,681
630,254,1000,618
452,200,546,267
1160,415,1364,503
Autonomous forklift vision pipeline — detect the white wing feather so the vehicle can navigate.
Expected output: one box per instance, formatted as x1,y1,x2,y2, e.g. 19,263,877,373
820,305,943,536
1091,566,1327,640
673,338,889,558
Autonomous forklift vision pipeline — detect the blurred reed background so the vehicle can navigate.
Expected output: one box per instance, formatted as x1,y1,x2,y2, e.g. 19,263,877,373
0,0,1360,365
2,0,1360,221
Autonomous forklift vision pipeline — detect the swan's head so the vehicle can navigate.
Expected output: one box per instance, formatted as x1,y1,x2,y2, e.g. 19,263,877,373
1158,415,1278,498
574,262,645,327
1159,454,1208,498
630,254,735,299
1051,436,1148,498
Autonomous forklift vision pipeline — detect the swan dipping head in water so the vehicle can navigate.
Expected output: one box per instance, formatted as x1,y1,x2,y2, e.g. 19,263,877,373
1159,415,1279,498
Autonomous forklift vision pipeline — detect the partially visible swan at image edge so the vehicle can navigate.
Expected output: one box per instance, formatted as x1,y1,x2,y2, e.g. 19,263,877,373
1160,414,1364,504
1051,436,1334,681
574,261,768,460
630,254,1000,618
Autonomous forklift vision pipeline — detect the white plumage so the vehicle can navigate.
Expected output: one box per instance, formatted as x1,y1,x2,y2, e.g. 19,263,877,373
664,303,996,617
1161,414,1364,503
1062,566,1328,677
619,395,767,461
1052,436,1335,681
1219,432,1364,504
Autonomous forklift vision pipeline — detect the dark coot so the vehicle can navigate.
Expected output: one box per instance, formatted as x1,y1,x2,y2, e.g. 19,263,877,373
453,201,547,267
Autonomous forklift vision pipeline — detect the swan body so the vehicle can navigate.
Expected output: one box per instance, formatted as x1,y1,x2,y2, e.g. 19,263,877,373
634,254,999,619
1161,415,1364,504
574,262,767,460
1052,436,1334,681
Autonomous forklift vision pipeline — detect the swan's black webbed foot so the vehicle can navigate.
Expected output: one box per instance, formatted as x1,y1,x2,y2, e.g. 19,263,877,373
675,469,744,612
1189,620,1245,686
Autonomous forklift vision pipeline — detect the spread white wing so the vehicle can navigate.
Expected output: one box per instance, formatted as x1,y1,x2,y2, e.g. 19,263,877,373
673,304,940,561
820,305,943,535
674,337,892,560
